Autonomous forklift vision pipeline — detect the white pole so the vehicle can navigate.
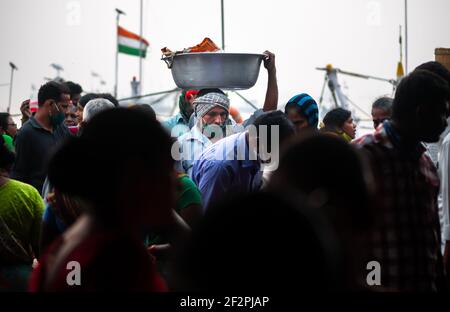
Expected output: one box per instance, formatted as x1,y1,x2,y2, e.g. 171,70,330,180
221,0,225,50
115,9,125,97
7,62,17,114
7,69,14,114
404,0,408,74
139,0,144,95
115,12,119,97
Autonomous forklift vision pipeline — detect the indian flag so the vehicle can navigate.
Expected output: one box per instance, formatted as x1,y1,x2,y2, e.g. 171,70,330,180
118,26,149,58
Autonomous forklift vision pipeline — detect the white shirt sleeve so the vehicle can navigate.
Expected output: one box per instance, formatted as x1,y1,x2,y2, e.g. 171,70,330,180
439,137,450,242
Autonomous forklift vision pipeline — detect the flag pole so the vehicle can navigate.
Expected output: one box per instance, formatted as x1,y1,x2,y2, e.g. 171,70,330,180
115,8,125,98
139,0,144,95
7,62,18,114
221,0,225,50
404,0,408,74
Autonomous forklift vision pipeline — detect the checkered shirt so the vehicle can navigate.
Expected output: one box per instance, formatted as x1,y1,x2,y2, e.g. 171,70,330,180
353,122,445,291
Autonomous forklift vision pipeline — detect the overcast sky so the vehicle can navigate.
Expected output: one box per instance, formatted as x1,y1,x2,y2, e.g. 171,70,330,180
1,0,449,132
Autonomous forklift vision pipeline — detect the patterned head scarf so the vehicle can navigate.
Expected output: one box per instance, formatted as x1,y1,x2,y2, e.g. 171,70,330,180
285,93,319,128
193,92,230,118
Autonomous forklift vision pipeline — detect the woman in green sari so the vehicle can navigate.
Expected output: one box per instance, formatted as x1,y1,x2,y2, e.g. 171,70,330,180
0,135,45,291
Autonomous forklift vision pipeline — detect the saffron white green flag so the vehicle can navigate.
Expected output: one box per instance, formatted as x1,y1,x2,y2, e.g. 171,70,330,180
118,26,149,58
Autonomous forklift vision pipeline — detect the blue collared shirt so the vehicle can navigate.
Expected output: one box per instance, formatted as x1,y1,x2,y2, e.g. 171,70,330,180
163,113,189,134
191,131,262,210
176,125,212,176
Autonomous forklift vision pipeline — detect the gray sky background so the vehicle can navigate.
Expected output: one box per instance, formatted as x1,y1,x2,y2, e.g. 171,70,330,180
1,0,449,133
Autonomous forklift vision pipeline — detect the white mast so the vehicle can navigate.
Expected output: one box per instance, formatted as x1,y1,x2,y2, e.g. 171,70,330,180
139,0,144,95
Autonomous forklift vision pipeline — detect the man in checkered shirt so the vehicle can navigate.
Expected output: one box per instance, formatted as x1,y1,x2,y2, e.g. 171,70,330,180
354,69,450,291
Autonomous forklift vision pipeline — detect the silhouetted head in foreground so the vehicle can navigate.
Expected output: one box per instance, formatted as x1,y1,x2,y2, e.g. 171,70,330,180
269,134,374,289
48,108,176,229
270,134,373,233
391,69,450,143
172,191,342,291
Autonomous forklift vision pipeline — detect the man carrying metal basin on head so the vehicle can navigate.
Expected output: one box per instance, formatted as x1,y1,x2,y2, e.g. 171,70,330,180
173,51,278,176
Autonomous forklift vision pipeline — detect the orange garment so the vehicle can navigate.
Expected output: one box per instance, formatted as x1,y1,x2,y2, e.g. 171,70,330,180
187,38,220,53
161,38,220,56
229,106,243,124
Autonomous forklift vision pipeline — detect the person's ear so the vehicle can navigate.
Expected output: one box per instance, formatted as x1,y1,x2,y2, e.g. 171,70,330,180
41,100,52,115
43,99,54,110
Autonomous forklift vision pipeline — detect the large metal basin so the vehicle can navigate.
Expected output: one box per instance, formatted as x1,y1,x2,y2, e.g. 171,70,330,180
163,52,264,90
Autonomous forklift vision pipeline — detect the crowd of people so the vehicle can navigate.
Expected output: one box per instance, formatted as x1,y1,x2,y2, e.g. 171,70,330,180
0,51,450,292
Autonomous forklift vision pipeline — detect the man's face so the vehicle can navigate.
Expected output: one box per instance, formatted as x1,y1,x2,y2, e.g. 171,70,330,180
46,93,71,121
202,106,228,126
48,99,61,117
6,116,17,137
417,99,449,143
287,108,309,132
58,93,71,115
372,107,391,129
64,104,78,127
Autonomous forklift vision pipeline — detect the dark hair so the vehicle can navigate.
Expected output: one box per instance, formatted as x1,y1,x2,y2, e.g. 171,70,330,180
372,96,393,114
78,93,98,108
392,69,450,120
64,81,83,96
129,104,156,121
415,61,450,89
172,191,341,291
270,134,374,289
322,108,351,129
47,108,173,223
197,88,225,97
37,81,70,107
79,93,120,109
253,110,296,151
0,135,15,170
0,112,10,132
273,134,372,230
97,93,119,107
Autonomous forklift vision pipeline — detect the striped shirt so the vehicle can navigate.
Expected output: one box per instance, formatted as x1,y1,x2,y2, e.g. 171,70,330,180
176,126,212,176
